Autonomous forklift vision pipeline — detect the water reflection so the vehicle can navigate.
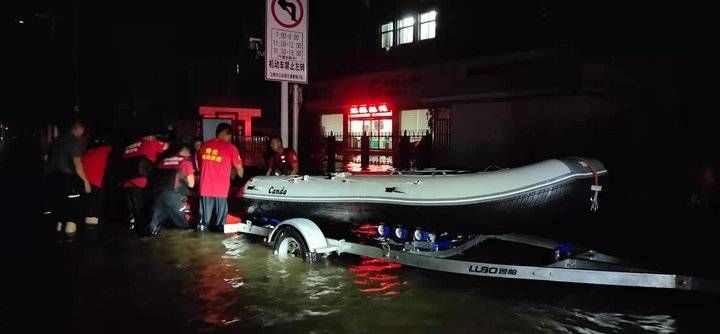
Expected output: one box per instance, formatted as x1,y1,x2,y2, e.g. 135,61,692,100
349,257,405,295
517,303,677,333
145,230,698,333
189,236,247,325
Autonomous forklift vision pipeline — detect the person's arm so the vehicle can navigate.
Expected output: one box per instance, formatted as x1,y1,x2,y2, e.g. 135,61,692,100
231,146,244,179
73,157,91,193
186,174,195,189
289,151,299,175
235,164,244,179
266,158,274,176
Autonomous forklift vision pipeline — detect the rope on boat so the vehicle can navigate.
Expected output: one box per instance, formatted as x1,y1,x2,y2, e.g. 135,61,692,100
578,158,602,212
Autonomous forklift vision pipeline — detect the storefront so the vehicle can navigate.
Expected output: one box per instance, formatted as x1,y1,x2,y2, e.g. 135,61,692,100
306,50,614,169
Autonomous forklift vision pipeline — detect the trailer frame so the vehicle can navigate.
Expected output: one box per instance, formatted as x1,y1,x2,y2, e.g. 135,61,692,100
232,219,720,294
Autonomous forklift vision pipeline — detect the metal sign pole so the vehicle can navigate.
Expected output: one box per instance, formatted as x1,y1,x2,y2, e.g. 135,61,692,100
281,81,289,146
292,83,300,153
266,0,308,148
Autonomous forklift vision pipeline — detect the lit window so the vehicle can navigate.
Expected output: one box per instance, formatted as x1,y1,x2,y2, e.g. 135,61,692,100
420,10,436,40
321,114,344,137
380,22,394,49
400,109,430,135
397,16,415,44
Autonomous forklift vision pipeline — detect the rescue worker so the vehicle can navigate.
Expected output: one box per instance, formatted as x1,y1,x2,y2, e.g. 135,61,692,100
266,135,299,176
45,119,90,236
121,130,168,231
81,137,112,225
147,144,195,236
191,136,204,172
197,123,244,232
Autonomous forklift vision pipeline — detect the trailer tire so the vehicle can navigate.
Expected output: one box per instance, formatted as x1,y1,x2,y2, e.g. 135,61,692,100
274,227,310,261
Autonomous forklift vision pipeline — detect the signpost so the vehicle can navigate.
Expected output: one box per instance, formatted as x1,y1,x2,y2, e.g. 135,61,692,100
266,0,308,152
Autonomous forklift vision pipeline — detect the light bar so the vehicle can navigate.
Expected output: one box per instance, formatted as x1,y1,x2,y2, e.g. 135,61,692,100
368,106,378,113
359,106,368,113
378,104,389,112
350,107,359,114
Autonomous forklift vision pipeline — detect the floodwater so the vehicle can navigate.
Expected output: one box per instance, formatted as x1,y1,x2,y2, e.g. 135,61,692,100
42,225,719,334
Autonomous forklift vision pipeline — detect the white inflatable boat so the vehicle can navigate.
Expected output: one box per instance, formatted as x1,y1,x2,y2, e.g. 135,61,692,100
235,157,607,235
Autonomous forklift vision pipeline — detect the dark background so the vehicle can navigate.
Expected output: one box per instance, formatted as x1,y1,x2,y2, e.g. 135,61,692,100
1,0,718,331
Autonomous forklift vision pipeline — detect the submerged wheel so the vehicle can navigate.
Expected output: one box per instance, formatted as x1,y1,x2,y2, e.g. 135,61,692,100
274,228,309,261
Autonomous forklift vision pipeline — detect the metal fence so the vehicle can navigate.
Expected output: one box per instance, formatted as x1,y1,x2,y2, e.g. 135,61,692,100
323,131,432,169
235,136,269,166
327,131,428,151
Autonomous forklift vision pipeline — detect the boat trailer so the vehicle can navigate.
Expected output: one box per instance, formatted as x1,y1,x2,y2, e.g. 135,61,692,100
230,219,720,294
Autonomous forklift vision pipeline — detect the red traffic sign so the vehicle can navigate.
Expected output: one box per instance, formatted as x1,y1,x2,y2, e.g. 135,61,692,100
271,0,305,28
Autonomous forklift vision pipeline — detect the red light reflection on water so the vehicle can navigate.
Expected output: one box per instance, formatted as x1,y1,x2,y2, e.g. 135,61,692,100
352,223,378,238
192,258,244,325
349,257,406,295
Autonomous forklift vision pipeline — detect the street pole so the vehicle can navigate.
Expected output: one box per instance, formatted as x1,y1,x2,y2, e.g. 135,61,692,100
72,7,80,113
292,83,301,153
281,81,289,146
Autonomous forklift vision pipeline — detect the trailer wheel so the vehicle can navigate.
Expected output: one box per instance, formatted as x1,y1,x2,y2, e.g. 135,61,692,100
274,228,309,261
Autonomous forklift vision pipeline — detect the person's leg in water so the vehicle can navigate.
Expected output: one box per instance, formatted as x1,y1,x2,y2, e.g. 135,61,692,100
126,187,136,230
148,192,169,236
128,187,147,233
213,197,228,232
58,174,83,236
166,192,190,230
85,186,103,225
45,174,64,233
197,196,215,232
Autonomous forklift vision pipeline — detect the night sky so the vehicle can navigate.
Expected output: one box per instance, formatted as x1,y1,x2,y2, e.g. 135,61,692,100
1,1,713,126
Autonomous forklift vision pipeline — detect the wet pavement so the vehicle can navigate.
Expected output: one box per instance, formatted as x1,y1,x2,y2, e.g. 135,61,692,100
6,222,713,334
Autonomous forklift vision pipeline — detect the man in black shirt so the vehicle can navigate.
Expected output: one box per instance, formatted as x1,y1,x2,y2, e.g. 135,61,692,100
45,119,91,236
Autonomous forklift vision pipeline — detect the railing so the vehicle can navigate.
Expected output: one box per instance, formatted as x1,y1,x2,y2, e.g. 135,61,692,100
322,131,432,171
235,136,269,166
327,131,428,151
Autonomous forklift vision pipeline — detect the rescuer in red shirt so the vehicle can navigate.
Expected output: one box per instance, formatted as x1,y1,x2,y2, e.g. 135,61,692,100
121,131,168,231
147,144,195,236
196,123,244,232
266,136,299,176
81,138,112,226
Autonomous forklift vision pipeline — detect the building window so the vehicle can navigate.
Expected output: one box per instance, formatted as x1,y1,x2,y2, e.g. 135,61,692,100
397,16,415,45
380,22,394,49
400,109,430,135
321,114,344,138
419,10,437,40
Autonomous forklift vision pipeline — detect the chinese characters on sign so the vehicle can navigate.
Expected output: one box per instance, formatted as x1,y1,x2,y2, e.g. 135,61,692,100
266,0,308,83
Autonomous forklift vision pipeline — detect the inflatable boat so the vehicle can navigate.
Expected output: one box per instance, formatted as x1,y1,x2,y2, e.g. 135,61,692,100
235,157,607,236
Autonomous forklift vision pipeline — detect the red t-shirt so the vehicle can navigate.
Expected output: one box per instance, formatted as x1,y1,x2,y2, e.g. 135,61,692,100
157,155,194,189
198,139,243,198
122,139,167,188
268,148,299,175
82,145,112,188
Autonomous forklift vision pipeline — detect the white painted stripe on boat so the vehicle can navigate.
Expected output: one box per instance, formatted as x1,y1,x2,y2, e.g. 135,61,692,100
243,170,607,206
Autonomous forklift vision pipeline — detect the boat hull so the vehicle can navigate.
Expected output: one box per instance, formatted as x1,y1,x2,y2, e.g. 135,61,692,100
233,173,604,237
